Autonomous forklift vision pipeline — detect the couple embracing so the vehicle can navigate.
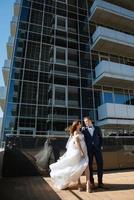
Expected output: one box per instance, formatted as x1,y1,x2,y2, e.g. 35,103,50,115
50,116,104,193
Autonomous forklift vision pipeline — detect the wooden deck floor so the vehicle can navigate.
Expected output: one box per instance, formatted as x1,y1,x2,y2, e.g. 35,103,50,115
0,170,134,200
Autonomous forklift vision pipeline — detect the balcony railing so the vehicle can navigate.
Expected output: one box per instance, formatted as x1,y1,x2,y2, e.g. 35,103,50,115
2,60,10,86
91,26,134,58
0,87,6,111
7,36,14,59
97,103,134,127
10,16,18,36
14,0,21,16
89,0,134,33
93,60,134,89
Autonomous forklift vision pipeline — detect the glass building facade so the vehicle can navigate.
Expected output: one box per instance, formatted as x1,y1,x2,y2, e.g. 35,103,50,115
2,0,93,137
1,0,134,138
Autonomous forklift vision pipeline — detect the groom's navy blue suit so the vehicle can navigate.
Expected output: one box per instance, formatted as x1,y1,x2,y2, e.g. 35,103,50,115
82,125,103,184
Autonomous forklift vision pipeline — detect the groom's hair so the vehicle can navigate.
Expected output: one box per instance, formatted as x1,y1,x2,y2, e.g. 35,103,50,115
83,116,92,121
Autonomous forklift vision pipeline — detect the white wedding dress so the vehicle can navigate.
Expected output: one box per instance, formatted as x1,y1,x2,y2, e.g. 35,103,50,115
49,133,88,189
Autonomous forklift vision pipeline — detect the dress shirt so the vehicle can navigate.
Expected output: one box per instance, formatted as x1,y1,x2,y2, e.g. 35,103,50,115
87,126,94,137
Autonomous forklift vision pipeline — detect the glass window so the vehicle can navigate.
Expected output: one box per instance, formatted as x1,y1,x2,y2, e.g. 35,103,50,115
25,59,39,71
99,55,109,61
68,0,77,6
32,2,43,11
38,106,52,118
130,90,134,105
6,103,18,117
82,89,93,108
55,47,67,65
114,89,125,104
24,70,38,82
56,15,67,31
8,80,21,103
110,55,119,63
37,119,48,131
20,104,36,117
68,87,80,108
68,49,78,67
78,0,87,9
54,85,67,106
20,7,30,22
26,42,40,59
124,90,130,105
13,57,24,69
92,53,99,69
30,10,43,25
38,84,49,105
22,82,37,104
57,0,67,3
11,68,23,80
82,109,94,121
3,116,18,131
68,18,77,33
41,44,52,62
19,118,35,128
53,121,67,132
103,91,113,104
22,0,31,7
54,74,67,85
94,90,103,107
68,108,81,120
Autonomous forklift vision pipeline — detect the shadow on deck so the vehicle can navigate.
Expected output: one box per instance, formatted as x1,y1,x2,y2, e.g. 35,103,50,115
0,176,61,200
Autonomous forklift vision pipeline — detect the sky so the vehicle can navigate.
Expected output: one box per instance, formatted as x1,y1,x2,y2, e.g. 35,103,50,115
0,0,14,117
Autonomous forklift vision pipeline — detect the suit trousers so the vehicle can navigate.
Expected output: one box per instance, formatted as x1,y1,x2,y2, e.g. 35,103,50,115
88,146,103,184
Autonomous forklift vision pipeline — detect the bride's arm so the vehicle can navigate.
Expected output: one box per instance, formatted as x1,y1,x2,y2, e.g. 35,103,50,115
74,133,85,157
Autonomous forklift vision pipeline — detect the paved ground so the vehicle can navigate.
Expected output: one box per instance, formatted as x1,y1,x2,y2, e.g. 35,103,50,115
44,170,134,200
0,170,134,200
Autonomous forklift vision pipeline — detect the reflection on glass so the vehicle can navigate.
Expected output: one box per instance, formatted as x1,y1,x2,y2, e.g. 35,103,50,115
103,92,113,104
114,93,125,104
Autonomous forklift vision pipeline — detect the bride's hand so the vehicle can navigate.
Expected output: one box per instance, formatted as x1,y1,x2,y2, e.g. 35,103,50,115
80,152,85,158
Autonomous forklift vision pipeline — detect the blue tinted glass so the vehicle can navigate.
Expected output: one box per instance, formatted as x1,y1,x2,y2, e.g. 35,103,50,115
114,93,125,104
130,95,134,105
20,7,30,22
3,116,17,131
124,94,130,105
104,92,113,103
22,0,31,7
8,80,21,103
6,103,18,117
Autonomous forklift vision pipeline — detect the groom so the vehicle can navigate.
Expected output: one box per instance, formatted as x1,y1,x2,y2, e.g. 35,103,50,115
82,116,104,189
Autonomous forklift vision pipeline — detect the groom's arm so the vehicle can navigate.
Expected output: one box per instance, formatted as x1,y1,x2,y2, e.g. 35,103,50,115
97,126,103,148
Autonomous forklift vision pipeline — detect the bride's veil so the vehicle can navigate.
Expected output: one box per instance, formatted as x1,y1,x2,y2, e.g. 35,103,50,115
65,136,72,149
35,138,53,169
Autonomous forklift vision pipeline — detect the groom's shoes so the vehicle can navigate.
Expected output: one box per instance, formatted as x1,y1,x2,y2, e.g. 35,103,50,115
98,183,105,189
90,182,95,189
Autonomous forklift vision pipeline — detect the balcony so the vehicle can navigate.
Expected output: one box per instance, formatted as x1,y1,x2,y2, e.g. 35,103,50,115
11,16,18,36
0,87,6,112
2,60,10,86
89,0,134,33
93,60,134,89
91,26,134,58
14,0,21,16
97,103,134,127
7,36,14,59
105,0,134,11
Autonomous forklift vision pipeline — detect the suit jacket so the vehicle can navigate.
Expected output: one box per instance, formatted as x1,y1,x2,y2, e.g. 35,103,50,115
82,126,102,153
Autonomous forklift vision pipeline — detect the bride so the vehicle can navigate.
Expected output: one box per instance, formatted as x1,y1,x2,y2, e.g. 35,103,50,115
49,120,91,192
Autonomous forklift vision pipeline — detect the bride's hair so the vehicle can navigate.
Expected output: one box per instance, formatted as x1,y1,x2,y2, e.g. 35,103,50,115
65,120,81,135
